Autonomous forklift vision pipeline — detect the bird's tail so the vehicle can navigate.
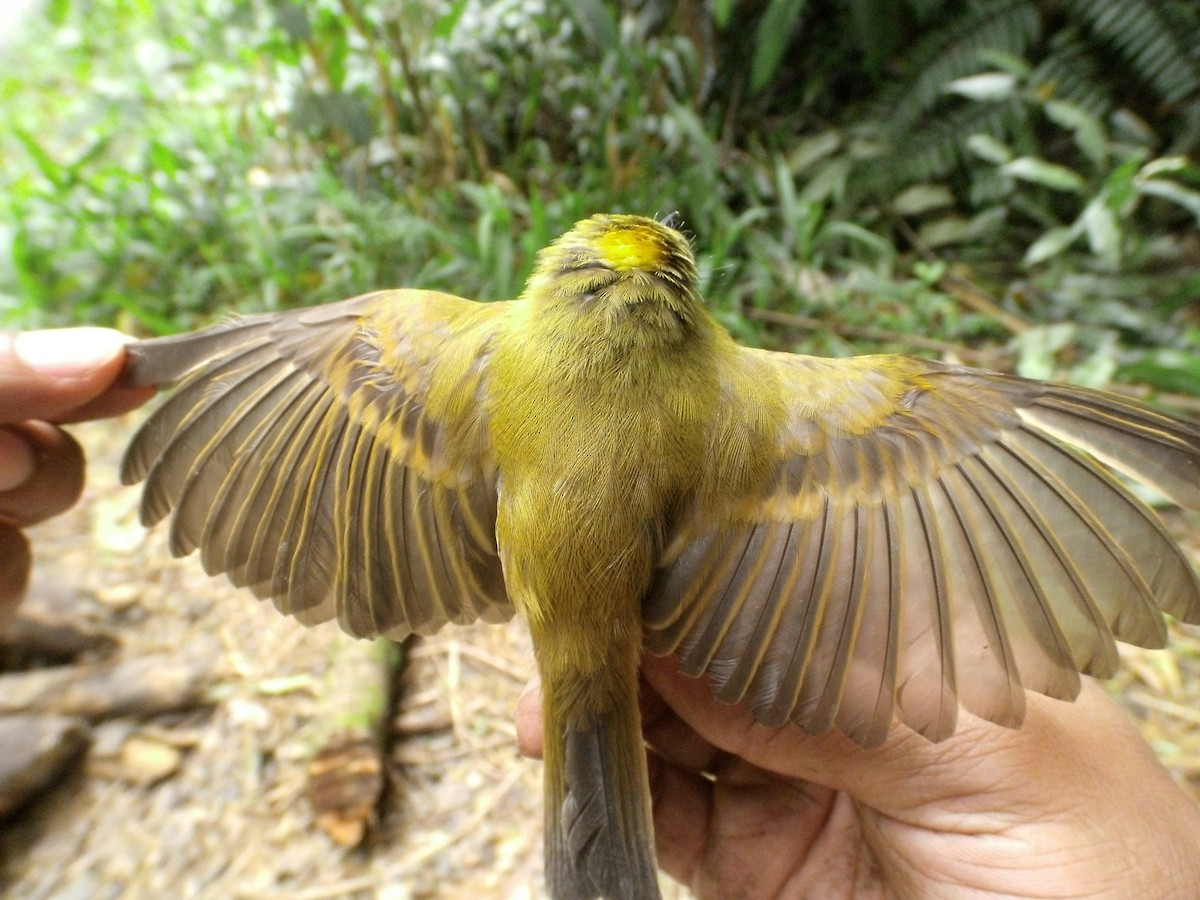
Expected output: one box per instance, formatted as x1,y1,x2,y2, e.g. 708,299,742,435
542,677,662,900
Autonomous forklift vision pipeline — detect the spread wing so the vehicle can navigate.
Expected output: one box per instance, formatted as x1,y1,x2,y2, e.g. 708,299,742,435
645,349,1200,746
121,289,512,639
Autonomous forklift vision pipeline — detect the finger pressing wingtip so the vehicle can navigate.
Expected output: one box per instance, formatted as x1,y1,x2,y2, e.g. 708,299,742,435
0,328,147,423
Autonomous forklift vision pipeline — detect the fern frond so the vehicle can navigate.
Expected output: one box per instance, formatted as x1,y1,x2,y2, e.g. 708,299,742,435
1029,28,1113,119
855,99,1023,193
883,0,1040,134
1061,0,1200,105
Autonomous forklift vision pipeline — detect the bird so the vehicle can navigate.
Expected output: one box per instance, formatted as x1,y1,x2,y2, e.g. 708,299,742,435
119,213,1200,900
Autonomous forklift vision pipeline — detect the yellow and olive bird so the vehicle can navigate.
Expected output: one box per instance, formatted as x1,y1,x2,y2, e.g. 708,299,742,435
121,214,1200,900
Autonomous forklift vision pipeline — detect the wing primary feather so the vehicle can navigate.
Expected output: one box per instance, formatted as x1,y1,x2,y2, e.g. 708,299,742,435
120,316,278,389
403,462,454,633
741,518,826,720
643,529,727,655
1021,390,1200,509
217,379,328,587
334,419,373,636
826,503,890,743
137,348,284,525
425,481,470,626
758,496,834,728
196,374,309,573
924,476,1024,728
644,528,723,629
714,521,811,705
455,475,500,555
1003,427,1197,632
957,454,1096,679
834,500,901,746
381,455,423,631
972,445,1119,676
449,483,508,620
122,337,275,486
892,488,958,741
166,362,299,557
937,466,1080,702
799,505,871,735
445,486,495,622
680,522,780,683
432,486,490,623
239,388,336,599
283,404,350,622
672,526,764,676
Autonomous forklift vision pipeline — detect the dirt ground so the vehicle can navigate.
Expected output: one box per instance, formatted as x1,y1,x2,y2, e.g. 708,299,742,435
1,416,1198,900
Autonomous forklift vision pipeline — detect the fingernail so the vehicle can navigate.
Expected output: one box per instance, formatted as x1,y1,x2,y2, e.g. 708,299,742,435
14,328,126,379
0,428,35,492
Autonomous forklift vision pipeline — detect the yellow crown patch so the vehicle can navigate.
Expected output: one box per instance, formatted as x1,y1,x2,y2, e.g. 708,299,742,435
595,221,666,272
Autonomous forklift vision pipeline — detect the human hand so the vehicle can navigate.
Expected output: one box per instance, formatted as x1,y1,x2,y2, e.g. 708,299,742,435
516,654,1200,899
0,328,152,626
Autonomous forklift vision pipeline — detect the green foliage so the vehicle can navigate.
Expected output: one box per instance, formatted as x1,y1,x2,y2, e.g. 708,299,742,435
1,0,1198,397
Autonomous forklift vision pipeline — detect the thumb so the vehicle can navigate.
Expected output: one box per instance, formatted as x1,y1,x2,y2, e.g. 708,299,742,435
0,328,151,423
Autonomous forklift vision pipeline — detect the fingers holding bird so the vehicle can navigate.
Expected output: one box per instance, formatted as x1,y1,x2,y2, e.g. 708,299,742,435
0,422,88,627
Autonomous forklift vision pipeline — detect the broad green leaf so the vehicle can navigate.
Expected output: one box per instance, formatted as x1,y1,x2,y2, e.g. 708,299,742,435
1023,223,1081,265
433,0,470,39
148,141,180,178
918,215,973,247
1120,349,1200,397
1014,322,1076,380
823,221,894,259
1136,178,1200,224
1139,156,1192,179
893,183,956,215
1002,156,1086,192
944,72,1016,100
1103,156,1142,211
966,133,1012,165
46,0,70,25
314,10,349,92
13,129,67,190
786,130,841,173
1069,332,1117,389
798,156,850,204
1044,100,1106,166
712,0,737,28
1082,198,1121,267
751,0,809,92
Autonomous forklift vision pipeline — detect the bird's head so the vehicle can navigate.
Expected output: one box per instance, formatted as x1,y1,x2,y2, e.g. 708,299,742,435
524,214,702,340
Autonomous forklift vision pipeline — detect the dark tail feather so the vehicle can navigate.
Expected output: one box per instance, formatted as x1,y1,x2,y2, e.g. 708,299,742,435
543,688,661,900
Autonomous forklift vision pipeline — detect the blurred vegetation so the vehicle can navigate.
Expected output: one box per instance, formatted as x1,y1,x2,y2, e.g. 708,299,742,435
3,0,1200,393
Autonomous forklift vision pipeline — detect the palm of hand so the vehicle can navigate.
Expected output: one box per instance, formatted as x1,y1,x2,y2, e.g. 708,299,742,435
635,655,1198,900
